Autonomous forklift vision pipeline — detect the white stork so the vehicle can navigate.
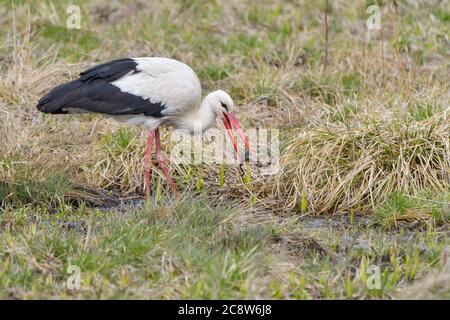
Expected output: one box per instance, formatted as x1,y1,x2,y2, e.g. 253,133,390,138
36,57,250,197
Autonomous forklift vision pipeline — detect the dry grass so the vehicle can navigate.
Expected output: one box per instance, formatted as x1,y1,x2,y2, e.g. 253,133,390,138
276,110,450,214
0,0,449,299
1,1,449,208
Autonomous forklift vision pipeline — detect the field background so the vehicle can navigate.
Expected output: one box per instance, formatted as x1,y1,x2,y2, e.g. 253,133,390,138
0,0,449,299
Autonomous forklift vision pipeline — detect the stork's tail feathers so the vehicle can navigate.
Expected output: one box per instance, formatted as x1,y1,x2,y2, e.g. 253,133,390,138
36,80,84,114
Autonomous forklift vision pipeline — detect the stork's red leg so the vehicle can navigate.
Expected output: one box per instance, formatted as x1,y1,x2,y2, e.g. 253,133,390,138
155,128,176,192
145,129,155,197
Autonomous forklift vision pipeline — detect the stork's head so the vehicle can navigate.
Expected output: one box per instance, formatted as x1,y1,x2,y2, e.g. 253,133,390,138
205,90,251,154
206,90,235,116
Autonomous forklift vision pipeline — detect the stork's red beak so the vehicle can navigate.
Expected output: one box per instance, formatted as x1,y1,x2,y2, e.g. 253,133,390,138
223,112,251,157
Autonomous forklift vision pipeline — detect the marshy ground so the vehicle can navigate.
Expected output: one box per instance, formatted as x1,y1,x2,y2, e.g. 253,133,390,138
0,0,449,299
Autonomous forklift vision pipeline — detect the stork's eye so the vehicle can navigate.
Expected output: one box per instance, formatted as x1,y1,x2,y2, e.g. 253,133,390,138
220,102,228,111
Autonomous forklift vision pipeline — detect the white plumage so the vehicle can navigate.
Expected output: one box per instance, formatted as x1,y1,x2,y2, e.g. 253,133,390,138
112,58,202,129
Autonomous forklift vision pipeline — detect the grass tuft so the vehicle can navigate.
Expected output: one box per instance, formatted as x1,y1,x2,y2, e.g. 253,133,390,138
276,113,450,214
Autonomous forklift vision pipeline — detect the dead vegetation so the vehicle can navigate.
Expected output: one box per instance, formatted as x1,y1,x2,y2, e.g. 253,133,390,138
276,110,450,214
0,0,449,299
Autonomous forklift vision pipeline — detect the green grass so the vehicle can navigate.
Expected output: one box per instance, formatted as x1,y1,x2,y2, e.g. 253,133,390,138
39,22,101,54
0,162,71,207
375,191,450,229
1,195,447,299
433,8,450,23
101,128,137,156
0,197,272,298
0,0,449,299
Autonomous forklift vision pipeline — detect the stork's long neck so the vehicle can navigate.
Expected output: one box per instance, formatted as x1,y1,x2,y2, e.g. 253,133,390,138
175,95,217,134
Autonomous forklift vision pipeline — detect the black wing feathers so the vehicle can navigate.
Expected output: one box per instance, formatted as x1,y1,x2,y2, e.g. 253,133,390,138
36,58,166,117
36,80,84,114
79,58,138,82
